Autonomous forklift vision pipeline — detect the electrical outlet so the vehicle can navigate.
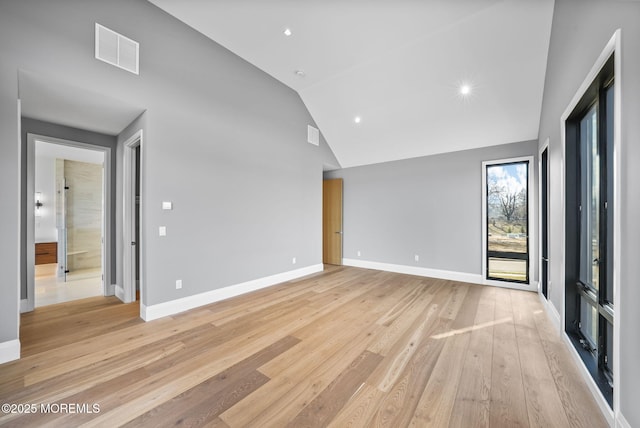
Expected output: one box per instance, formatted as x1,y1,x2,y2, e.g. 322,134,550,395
176,279,182,289
159,226,167,236
414,254,419,262
357,250,361,257
292,257,296,264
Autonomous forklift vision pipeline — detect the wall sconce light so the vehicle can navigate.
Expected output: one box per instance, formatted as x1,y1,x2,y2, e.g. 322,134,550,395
35,192,43,216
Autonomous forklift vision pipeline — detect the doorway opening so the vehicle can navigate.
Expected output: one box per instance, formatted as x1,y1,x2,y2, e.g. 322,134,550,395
26,134,112,309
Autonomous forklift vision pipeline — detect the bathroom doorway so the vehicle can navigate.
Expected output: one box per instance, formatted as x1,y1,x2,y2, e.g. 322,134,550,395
27,134,111,308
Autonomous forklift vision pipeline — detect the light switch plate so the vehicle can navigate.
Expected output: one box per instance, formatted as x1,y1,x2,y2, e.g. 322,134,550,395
162,201,173,210
159,226,167,236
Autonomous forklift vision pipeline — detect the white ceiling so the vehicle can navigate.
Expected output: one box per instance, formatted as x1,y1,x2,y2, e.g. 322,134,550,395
19,70,145,136
150,0,554,168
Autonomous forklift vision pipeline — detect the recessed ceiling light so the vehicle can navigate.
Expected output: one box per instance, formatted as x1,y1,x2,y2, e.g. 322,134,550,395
294,70,305,77
354,116,362,124
460,84,471,96
284,28,292,36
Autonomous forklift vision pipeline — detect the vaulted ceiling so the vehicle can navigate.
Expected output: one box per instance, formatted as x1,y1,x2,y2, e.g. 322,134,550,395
150,0,555,168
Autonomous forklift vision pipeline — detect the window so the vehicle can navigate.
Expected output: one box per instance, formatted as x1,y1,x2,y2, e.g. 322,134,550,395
565,54,614,406
483,158,531,284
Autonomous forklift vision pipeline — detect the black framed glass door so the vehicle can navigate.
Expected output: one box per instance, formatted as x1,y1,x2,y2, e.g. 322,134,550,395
486,160,529,284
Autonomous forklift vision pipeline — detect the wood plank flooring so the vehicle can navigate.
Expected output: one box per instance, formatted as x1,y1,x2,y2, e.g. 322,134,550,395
0,266,608,427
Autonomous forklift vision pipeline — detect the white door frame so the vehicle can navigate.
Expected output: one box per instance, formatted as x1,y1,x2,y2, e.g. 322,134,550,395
25,133,112,312
121,130,143,304
538,138,550,298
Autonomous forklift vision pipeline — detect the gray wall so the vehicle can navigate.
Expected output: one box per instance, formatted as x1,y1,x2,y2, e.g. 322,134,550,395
0,0,337,349
537,0,640,424
324,140,537,276
34,155,58,243
20,117,117,300
0,63,20,344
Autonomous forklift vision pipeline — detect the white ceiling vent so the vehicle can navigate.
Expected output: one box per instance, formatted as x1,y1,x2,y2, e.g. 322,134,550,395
95,23,139,75
307,125,319,146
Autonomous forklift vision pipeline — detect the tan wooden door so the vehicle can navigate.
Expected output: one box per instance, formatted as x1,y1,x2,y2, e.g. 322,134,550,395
323,179,343,265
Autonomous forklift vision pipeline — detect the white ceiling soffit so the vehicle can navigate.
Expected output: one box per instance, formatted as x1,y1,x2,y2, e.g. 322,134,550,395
19,70,145,136
36,140,105,165
150,0,554,168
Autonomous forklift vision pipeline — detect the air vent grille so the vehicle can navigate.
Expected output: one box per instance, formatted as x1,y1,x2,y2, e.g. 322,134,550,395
307,125,319,146
95,23,139,75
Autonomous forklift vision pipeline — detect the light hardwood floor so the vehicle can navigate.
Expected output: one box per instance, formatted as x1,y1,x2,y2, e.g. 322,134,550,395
1,266,607,427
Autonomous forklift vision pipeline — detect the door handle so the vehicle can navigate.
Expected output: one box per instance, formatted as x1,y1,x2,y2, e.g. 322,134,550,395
131,242,137,246
334,231,343,234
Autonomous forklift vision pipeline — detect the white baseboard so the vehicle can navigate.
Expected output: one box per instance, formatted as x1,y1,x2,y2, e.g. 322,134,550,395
106,283,116,296
343,258,484,285
616,412,632,428
344,259,540,292
115,285,125,302
0,339,20,364
141,264,324,322
562,333,614,426
539,292,562,333
20,299,32,313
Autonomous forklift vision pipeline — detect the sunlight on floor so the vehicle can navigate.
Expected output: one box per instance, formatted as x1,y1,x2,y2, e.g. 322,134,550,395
430,317,513,340
35,263,102,307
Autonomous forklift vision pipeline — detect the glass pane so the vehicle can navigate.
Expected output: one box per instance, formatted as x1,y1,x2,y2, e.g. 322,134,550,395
606,84,614,304
487,163,528,254
606,320,613,375
488,257,527,282
579,106,599,291
580,297,598,349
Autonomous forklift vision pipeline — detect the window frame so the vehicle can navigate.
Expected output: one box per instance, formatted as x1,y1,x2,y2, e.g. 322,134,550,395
481,155,536,291
564,53,615,407
559,29,621,421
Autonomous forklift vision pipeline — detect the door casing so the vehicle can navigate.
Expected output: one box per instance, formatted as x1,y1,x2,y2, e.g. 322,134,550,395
25,133,112,312
540,141,550,299
121,130,143,305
